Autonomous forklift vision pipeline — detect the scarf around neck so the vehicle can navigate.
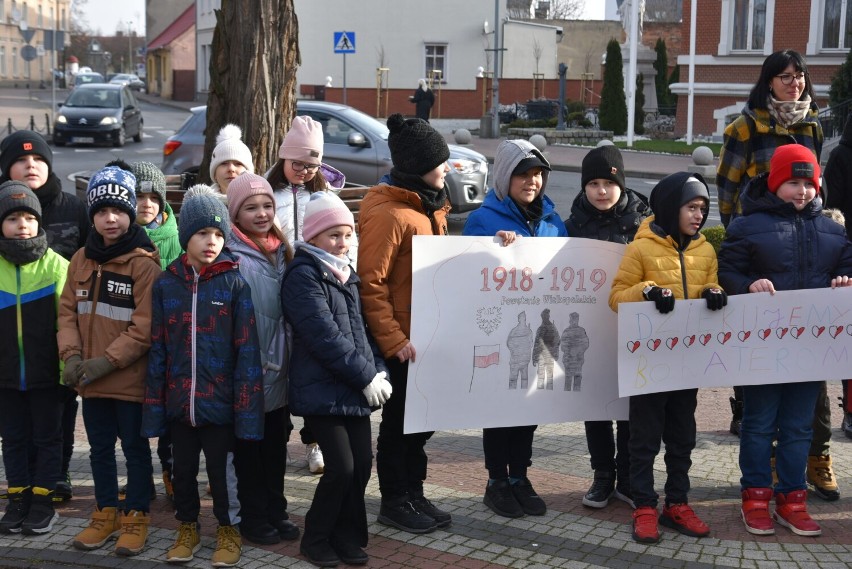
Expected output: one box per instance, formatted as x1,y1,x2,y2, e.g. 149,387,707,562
85,222,155,265
233,224,283,254
767,94,812,129
389,168,448,215
296,241,351,285
0,228,49,265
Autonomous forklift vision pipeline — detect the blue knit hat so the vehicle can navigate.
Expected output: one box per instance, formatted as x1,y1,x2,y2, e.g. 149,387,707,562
179,184,231,250
86,166,137,222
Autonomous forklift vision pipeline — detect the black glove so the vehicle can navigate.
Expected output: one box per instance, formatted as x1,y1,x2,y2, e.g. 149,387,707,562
702,287,728,311
645,286,675,314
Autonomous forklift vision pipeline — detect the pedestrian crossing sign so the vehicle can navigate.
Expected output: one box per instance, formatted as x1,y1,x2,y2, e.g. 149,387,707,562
334,31,356,54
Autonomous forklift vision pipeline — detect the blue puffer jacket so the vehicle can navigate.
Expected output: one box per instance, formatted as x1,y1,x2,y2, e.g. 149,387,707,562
463,190,567,237
281,248,387,417
142,250,265,440
718,173,852,295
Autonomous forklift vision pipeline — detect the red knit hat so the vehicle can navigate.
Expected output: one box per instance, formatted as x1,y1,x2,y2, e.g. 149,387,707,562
768,144,820,193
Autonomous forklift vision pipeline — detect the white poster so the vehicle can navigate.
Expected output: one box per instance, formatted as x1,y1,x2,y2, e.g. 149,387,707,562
404,236,629,434
617,287,852,397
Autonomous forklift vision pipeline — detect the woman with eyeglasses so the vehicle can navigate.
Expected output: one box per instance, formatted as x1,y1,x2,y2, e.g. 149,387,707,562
716,49,837,506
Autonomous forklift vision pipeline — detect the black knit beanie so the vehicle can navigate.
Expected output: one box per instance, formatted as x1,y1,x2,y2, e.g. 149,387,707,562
0,130,53,177
387,113,449,175
581,145,625,191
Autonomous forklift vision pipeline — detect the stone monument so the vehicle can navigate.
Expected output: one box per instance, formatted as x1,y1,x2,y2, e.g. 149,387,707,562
618,0,658,113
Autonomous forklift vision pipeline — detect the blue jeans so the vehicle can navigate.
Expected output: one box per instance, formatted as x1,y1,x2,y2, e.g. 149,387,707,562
739,382,821,494
82,398,153,512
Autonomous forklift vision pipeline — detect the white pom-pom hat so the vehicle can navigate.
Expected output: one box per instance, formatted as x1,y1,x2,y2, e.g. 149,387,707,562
209,124,254,181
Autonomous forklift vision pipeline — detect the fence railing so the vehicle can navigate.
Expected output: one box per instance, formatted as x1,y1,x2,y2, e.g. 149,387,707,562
1,114,52,140
818,99,852,141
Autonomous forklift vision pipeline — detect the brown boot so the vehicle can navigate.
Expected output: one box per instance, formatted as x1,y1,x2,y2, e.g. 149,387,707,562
741,488,774,535
115,510,149,556
72,507,121,550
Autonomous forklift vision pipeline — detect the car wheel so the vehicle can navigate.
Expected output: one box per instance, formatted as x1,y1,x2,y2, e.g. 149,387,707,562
114,126,126,147
133,121,143,143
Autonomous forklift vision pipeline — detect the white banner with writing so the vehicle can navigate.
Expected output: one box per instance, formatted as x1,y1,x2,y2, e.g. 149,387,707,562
404,236,628,434
617,287,852,397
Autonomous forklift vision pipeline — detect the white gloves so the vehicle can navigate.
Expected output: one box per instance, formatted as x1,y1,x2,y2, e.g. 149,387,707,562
362,371,393,406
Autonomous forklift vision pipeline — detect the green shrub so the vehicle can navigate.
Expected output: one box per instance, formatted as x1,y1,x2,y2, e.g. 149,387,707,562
700,225,726,254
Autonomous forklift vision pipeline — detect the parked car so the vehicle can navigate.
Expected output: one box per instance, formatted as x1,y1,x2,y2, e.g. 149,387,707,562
161,102,488,213
72,72,104,89
53,83,144,147
110,73,145,91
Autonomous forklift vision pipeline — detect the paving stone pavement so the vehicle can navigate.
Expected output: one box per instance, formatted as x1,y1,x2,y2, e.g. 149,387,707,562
1,385,851,568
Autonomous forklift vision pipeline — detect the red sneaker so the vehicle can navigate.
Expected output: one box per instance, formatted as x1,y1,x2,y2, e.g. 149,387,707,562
659,503,710,537
741,488,774,535
774,490,821,536
632,506,660,544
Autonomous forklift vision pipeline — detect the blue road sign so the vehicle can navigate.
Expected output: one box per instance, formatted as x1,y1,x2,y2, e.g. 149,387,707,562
334,31,355,54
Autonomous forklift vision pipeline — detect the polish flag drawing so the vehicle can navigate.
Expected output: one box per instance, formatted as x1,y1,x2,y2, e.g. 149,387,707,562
473,344,500,368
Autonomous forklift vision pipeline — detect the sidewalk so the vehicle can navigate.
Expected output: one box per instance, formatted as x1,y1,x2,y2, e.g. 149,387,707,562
1,385,851,568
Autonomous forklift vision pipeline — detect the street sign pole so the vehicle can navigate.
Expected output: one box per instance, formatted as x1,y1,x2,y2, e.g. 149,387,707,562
333,31,356,106
343,52,347,106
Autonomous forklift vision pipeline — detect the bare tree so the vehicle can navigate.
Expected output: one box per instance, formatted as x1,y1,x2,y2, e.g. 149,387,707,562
549,0,585,19
532,37,543,74
202,0,300,182
376,44,387,69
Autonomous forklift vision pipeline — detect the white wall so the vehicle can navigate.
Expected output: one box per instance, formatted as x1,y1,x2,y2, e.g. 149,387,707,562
501,20,561,79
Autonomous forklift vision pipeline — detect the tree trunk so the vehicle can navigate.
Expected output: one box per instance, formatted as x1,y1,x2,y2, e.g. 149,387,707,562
201,0,300,182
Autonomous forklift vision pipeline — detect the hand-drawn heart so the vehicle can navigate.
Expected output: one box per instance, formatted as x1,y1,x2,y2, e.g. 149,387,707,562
647,338,661,351
776,327,789,339
666,337,678,350
758,328,771,340
846,324,852,336
627,341,640,353
811,326,826,338
683,335,696,347
831,325,844,339
737,330,751,342
790,326,805,339
699,333,712,346
717,331,732,345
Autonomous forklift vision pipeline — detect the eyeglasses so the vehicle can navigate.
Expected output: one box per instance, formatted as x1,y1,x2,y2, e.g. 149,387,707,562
775,72,806,85
290,160,320,173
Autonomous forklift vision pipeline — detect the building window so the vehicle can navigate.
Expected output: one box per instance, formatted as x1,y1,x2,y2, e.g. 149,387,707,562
425,44,447,83
21,1,26,24
0,1,5,22
12,47,18,76
37,3,41,27
731,0,766,51
823,0,852,49
0,46,5,77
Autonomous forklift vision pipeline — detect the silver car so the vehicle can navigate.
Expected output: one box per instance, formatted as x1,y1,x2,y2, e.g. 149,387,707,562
161,101,487,213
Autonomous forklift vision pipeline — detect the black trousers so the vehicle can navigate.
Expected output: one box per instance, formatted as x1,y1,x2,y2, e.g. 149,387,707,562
59,385,78,476
0,387,62,489
302,414,372,548
585,420,630,480
628,389,697,509
171,422,237,526
482,425,536,480
375,357,433,501
234,407,288,530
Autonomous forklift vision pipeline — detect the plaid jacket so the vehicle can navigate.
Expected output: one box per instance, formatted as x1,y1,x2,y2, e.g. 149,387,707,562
715,105,822,227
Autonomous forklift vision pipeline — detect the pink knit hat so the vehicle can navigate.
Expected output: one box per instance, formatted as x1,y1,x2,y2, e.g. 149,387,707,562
278,116,324,164
226,172,275,222
302,191,354,242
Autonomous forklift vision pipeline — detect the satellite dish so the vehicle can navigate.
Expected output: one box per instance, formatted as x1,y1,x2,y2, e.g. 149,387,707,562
483,20,490,34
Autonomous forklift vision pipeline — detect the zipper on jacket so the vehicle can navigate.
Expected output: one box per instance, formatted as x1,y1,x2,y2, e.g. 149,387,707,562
678,249,689,299
292,187,301,240
16,266,25,391
86,264,104,359
795,214,805,289
189,269,199,426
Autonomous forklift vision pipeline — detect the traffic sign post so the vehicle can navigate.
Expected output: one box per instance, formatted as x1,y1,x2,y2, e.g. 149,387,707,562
334,31,355,105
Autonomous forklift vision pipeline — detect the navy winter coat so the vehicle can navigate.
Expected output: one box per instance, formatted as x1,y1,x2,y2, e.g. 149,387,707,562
281,249,387,417
142,250,265,441
718,173,852,295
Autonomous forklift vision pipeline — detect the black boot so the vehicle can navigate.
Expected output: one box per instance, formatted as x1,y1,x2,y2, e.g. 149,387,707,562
0,487,31,534
729,396,743,437
22,488,58,535
377,496,437,534
582,471,615,509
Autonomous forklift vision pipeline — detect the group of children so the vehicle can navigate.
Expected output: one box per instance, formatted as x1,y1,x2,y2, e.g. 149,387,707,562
0,111,848,568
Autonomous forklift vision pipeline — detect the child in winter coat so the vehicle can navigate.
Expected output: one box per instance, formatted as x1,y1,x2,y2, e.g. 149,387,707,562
462,138,564,520
718,144,852,537
0,182,68,535
131,161,182,268
209,124,254,196
143,185,265,566
609,172,727,544
0,130,89,502
281,191,390,568
267,115,350,475
225,172,299,544
57,166,161,556
566,145,651,510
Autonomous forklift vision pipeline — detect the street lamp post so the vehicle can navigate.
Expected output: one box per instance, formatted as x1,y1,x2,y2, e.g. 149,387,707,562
127,22,133,74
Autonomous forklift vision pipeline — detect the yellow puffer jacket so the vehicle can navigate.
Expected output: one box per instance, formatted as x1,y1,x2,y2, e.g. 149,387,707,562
608,216,721,311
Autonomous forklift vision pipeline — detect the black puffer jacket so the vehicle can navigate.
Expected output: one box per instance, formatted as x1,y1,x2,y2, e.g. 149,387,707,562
719,173,852,295
19,174,89,260
281,249,387,417
565,187,650,244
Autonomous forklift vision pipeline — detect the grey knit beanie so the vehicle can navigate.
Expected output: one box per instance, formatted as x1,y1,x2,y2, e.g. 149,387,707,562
0,180,41,224
179,184,231,250
131,161,167,207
